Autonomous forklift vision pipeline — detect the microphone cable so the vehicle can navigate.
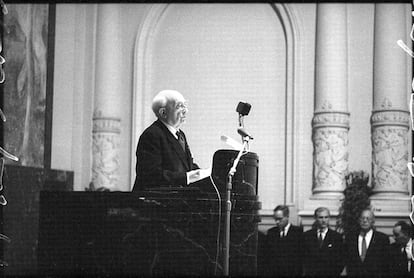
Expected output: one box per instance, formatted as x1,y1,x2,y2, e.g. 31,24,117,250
209,173,221,275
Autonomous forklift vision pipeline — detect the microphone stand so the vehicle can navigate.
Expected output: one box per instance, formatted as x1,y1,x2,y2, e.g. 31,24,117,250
238,113,244,128
223,136,249,276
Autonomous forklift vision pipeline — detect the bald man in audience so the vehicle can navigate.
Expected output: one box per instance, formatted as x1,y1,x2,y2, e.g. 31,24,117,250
132,90,205,191
303,207,344,276
345,209,390,276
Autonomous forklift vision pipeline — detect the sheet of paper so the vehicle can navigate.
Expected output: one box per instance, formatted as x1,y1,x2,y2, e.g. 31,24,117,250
198,167,212,180
221,135,243,150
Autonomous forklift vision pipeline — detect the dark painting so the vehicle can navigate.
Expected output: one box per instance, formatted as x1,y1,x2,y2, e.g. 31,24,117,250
3,4,54,168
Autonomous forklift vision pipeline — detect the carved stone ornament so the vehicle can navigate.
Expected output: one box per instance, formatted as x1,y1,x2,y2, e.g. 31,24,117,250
312,127,349,192
319,100,333,111
370,110,410,128
312,111,350,129
379,97,393,109
93,116,121,134
371,126,409,193
92,117,121,190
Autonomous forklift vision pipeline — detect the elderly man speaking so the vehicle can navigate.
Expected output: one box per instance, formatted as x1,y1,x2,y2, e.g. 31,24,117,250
132,90,208,191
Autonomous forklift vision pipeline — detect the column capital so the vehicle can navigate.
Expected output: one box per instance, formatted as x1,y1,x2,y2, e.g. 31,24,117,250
312,111,350,129
93,116,121,134
370,109,410,128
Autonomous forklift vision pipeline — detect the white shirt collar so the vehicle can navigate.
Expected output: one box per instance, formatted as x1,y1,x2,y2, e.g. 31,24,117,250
405,238,413,260
358,229,374,255
282,223,291,235
318,228,328,239
360,228,373,239
318,227,328,234
160,120,180,139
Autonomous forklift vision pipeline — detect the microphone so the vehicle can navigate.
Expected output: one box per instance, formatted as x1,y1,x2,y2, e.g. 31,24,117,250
237,128,254,140
236,102,251,116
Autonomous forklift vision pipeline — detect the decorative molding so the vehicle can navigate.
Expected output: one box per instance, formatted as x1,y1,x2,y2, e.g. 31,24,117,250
371,126,409,194
312,111,350,129
370,110,410,128
92,131,120,190
272,3,301,205
312,127,349,193
379,97,393,109
93,117,121,134
92,117,121,189
319,100,333,111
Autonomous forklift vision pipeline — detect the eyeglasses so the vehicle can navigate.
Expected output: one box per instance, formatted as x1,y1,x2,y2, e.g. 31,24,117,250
175,102,188,110
359,217,373,222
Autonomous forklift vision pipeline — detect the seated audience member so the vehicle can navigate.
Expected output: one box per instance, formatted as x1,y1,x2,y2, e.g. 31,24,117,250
303,207,344,276
265,205,303,276
389,221,413,275
345,209,390,277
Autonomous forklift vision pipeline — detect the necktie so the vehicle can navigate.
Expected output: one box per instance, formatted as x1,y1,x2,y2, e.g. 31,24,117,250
361,235,367,262
318,231,323,248
280,229,285,238
176,131,185,151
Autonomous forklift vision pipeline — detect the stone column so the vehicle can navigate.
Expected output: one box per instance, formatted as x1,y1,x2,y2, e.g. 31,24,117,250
312,4,350,198
371,4,410,197
92,5,122,191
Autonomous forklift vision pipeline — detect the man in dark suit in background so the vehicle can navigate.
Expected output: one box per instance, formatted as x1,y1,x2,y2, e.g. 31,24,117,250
389,221,413,275
303,207,344,276
132,90,207,191
345,209,390,276
265,205,303,276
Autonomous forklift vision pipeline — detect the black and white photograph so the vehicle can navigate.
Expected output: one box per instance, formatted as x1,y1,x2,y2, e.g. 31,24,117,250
1,1,413,276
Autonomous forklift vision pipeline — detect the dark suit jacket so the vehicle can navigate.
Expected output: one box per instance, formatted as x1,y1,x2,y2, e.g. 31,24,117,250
345,230,390,277
132,119,199,191
303,228,344,276
389,242,413,276
265,224,303,276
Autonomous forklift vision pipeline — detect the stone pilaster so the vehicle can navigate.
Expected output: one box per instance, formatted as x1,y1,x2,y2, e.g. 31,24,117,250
371,4,410,198
312,4,349,199
91,5,122,190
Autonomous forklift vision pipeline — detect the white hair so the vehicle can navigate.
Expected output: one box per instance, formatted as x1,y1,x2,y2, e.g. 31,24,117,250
151,90,184,117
